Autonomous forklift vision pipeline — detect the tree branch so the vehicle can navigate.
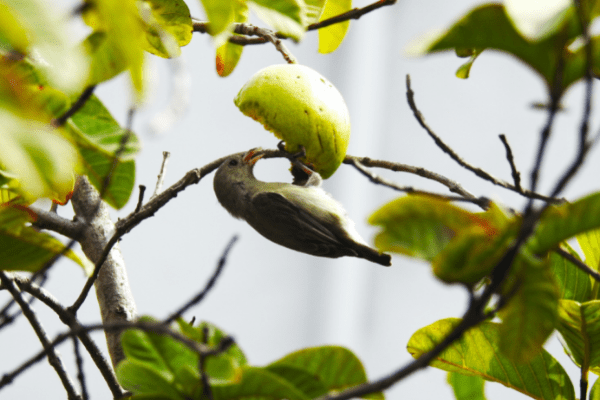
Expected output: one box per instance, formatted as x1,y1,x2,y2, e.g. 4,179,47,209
0,271,81,400
307,0,397,31
406,75,563,204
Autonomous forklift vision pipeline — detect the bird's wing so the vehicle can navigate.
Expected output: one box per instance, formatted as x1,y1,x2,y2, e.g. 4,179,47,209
251,192,357,258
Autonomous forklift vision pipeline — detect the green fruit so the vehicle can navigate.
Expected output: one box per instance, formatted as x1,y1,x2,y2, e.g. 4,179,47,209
234,64,350,179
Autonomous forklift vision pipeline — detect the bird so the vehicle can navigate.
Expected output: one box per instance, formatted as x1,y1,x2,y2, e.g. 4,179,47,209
213,148,392,266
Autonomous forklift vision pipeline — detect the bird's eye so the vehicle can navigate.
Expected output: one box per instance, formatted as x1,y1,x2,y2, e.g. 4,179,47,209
228,159,238,167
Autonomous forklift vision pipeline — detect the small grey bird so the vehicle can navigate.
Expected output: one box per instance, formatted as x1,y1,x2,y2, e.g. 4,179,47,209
213,149,392,266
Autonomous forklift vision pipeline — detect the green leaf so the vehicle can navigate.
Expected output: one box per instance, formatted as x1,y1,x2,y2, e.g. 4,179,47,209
66,95,138,209
529,193,600,255
408,3,583,94
304,0,326,25
120,317,199,383
0,206,92,274
215,0,247,77
116,360,185,399
433,219,517,285
139,0,193,58
82,0,147,95
590,376,600,400
369,196,507,261
0,2,30,53
212,366,310,400
268,346,383,400
455,51,481,79
177,319,247,382
447,372,486,400
199,0,235,43
556,300,600,375
318,0,351,53
498,253,559,363
0,111,79,203
549,243,592,302
83,31,128,86
265,365,328,398
249,0,305,41
577,228,600,275
407,319,575,400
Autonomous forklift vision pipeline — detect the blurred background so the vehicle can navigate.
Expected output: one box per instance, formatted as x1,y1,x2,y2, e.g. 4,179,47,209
2,0,599,398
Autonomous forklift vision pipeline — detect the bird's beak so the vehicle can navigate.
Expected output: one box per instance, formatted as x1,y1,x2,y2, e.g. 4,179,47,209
243,148,264,166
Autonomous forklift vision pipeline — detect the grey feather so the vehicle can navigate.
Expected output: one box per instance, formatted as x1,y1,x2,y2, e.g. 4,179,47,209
213,150,391,266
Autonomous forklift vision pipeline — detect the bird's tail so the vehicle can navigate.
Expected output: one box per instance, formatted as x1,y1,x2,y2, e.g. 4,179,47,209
356,243,392,267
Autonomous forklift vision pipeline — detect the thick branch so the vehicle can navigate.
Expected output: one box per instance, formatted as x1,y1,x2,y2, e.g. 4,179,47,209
70,176,137,368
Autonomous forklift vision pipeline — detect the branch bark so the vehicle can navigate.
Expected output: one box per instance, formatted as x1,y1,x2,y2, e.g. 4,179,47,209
70,176,137,367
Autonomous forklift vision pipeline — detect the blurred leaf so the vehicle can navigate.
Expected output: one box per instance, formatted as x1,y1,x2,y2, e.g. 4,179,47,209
66,95,137,209
215,0,247,77
409,3,586,94
407,319,575,400
216,41,243,77
249,0,305,41
370,197,509,263
199,0,235,44
577,228,600,275
3,0,88,93
0,205,92,274
0,111,80,203
268,346,383,400
0,1,30,53
504,0,572,41
529,193,600,255
433,218,517,284
318,0,351,53
82,0,146,95
590,376,600,400
139,0,193,58
499,253,559,363
265,365,328,398
556,300,600,375
550,243,592,302
447,372,486,400
304,0,326,25
83,31,128,86
455,51,481,79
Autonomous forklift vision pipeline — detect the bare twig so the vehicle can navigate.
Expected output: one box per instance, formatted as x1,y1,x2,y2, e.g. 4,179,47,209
164,236,238,325
52,86,96,127
555,247,600,282
192,21,297,64
549,0,593,199
151,151,171,199
199,326,214,400
10,275,125,398
498,134,522,192
32,208,84,239
406,75,563,204
0,319,234,391
71,337,89,400
347,157,490,209
134,185,146,214
0,271,81,400
307,0,397,31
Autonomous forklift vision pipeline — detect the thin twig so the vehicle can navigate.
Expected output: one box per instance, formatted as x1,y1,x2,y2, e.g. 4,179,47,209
0,271,81,400
549,0,593,199
347,157,490,209
307,0,397,31
151,151,171,199
164,236,238,325
192,21,297,64
555,247,600,282
498,134,522,192
199,326,214,400
71,337,89,400
10,275,125,398
405,75,563,204
0,319,234,391
134,185,146,214
52,86,96,127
